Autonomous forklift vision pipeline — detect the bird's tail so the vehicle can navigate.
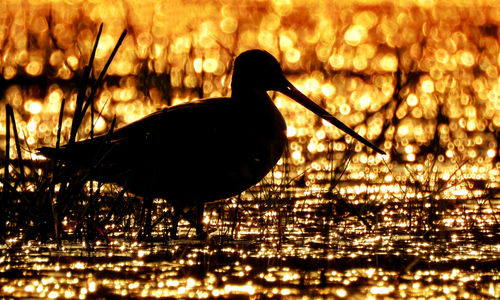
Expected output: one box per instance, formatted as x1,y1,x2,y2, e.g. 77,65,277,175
37,146,64,159
37,135,108,162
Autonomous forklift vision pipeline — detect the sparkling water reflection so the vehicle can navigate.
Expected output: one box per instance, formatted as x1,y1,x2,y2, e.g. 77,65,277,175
1,0,500,298
1,188,499,298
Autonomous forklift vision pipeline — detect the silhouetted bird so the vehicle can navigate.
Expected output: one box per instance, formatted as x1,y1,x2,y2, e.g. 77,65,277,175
39,49,385,238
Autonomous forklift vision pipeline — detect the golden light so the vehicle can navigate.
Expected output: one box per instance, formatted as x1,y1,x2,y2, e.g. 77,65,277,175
459,51,475,67
339,104,351,115
193,58,203,73
406,94,418,107
286,126,296,137
26,61,43,76
329,54,345,69
344,25,367,46
321,83,336,97
203,58,218,73
380,54,398,72
1,1,499,299
66,56,79,69
24,100,43,114
421,79,434,93
357,94,371,110
285,48,300,63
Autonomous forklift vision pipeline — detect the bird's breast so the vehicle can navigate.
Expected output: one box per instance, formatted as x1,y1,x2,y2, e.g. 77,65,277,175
229,96,287,184
124,95,288,202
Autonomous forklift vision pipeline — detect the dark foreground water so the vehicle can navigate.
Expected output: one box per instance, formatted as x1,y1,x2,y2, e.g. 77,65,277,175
1,1,500,298
1,182,499,299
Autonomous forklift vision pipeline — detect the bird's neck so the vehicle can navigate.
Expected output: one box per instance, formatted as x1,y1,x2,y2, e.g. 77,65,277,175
231,87,285,132
231,87,272,104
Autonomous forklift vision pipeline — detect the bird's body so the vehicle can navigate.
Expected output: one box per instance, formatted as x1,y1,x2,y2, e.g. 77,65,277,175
47,92,286,206
39,50,384,238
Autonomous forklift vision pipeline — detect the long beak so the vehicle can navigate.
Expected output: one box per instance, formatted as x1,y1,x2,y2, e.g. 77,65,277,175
281,80,386,155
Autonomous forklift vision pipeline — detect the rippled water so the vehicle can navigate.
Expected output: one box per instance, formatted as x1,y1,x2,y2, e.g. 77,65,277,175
1,185,499,299
2,1,500,298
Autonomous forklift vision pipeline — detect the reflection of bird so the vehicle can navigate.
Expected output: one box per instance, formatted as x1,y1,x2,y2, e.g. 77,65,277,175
39,50,385,238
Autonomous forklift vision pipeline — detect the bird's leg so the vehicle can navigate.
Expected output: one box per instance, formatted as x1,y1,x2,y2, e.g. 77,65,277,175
194,204,207,239
169,208,180,240
183,204,207,239
141,196,153,240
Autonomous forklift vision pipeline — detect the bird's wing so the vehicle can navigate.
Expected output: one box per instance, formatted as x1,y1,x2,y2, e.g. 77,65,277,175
39,97,234,163
110,97,229,141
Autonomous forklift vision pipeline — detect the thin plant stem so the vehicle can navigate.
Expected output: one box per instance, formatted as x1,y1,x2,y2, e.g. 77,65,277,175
1,105,11,238
50,98,65,248
4,105,10,183
69,23,103,145
6,104,25,186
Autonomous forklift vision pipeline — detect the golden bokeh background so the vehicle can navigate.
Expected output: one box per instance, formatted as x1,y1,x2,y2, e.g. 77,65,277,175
1,2,500,299
0,0,499,179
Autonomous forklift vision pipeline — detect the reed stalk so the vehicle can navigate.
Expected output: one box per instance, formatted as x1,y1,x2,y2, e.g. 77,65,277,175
5,104,25,186
4,105,9,183
0,105,10,238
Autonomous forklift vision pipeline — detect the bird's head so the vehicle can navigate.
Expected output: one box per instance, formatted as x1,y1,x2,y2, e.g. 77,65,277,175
231,49,288,92
230,49,386,155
